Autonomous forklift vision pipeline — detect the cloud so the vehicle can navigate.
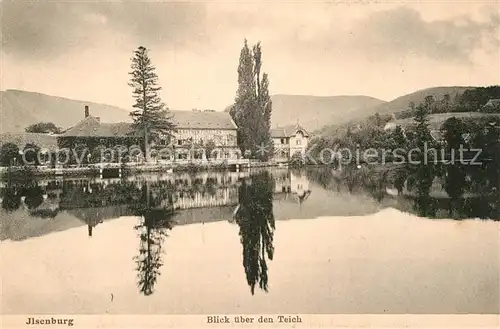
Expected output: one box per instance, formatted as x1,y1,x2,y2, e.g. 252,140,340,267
275,5,499,64
1,1,207,61
335,6,499,63
2,2,498,110
4,2,497,65
90,2,207,47
361,7,498,62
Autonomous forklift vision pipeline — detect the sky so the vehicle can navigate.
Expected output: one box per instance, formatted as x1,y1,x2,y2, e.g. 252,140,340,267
2,0,499,111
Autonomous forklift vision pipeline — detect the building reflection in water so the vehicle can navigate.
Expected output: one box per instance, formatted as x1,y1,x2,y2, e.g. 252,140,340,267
274,170,311,206
0,169,312,295
0,171,256,295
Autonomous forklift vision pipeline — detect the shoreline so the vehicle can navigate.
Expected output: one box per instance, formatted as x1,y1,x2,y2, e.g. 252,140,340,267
0,160,291,180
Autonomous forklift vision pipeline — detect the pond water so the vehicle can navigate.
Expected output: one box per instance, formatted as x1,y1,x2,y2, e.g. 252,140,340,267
1,166,499,314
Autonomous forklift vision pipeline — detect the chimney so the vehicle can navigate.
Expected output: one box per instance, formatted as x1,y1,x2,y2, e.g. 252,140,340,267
84,105,89,118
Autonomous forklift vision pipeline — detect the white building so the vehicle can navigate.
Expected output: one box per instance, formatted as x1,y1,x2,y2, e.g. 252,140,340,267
271,124,309,162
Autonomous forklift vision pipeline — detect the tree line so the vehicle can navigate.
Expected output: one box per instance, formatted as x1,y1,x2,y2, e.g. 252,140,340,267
307,89,500,165
396,86,500,120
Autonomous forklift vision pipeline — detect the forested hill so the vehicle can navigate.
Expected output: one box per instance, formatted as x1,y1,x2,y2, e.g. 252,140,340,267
316,86,500,138
368,86,472,118
1,90,131,133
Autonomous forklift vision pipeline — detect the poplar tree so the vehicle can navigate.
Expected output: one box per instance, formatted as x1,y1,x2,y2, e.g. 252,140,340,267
253,43,273,154
231,40,273,160
129,46,175,161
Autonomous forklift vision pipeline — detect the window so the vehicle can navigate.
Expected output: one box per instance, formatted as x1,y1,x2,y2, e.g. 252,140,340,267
178,140,182,146
281,138,285,144
296,139,301,145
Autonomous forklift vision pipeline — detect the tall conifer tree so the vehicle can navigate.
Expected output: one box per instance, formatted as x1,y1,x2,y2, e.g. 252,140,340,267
129,46,175,161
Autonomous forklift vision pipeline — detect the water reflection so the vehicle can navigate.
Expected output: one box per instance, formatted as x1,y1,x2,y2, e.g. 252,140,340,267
130,182,176,296
398,160,499,219
1,165,498,229
274,170,312,205
1,184,22,212
407,163,439,218
1,164,498,298
233,171,275,295
305,163,499,220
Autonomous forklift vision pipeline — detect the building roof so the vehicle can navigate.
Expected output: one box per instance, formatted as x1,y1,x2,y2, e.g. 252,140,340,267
60,111,237,138
172,111,237,130
271,124,309,138
0,132,58,151
60,116,136,138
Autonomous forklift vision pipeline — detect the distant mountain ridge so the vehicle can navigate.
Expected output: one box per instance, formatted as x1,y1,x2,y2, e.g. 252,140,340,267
270,94,386,132
1,86,480,135
1,89,131,133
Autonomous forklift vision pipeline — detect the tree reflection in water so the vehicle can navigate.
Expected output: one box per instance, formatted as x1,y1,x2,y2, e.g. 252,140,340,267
234,171,275,295
1,185,21,212
409,163,438,218
24,184,44,210
444,163,466,217
306,162,498,220
1,180,44,213
130,181,176,296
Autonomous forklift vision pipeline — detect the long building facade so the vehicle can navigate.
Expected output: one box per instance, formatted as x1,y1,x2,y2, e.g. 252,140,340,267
58,106,241,162
165,110,240,160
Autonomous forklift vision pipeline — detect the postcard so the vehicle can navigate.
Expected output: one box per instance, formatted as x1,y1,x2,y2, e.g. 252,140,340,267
1,0,499,328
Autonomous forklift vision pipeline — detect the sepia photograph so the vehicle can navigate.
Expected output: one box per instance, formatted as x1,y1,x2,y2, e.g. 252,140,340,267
1,0,499,327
